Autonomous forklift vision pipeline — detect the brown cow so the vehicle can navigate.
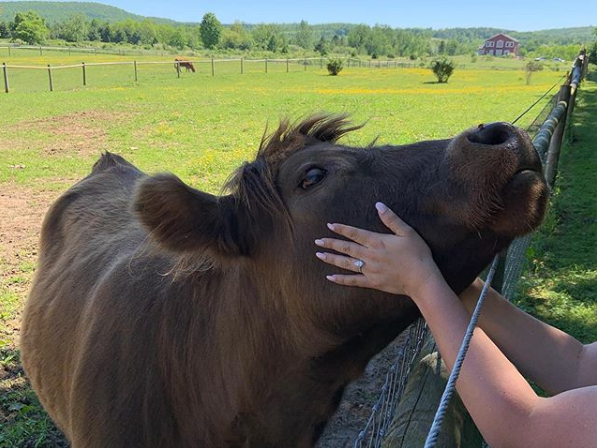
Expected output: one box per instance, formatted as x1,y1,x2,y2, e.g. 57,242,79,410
21,115,548,448
175,57,196,73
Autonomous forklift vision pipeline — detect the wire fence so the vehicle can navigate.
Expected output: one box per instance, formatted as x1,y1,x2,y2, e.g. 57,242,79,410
1,46,516,94
353,49,587,448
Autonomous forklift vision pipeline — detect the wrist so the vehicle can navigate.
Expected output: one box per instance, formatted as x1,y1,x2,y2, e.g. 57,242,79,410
409,268,450,309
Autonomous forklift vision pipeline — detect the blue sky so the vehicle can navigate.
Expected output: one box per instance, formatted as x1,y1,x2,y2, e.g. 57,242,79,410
17,0,597,31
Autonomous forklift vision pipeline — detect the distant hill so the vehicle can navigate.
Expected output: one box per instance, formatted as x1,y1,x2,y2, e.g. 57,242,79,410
0,1,179,25
0,1,593,46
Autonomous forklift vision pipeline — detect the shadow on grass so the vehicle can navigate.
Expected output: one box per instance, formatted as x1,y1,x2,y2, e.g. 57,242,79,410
516,71,597,344
0,346,68,448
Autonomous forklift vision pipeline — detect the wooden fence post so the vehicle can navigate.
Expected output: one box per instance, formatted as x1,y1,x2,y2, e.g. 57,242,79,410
320,58,323,69
211,58,215,76
39,46,42,56
47,64,53,92
82,62,86,86
2,63,9,93
545,84,572,186
241,57,244,74
382,335,483,448
134,61,138,81
286,58,289,73
265,58,268,73
304,60,307,71
7,46,10,57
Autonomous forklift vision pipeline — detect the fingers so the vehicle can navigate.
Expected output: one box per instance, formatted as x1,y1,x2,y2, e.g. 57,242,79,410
315,251,363,273
325,274,371,288
375,202,413,236
315,237,365,259
325,222,379,247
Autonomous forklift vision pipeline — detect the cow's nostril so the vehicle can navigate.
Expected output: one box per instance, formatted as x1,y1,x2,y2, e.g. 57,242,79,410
467,122,513,146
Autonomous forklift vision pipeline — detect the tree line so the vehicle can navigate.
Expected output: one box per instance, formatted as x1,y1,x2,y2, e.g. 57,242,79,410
0,9,594,61
0,10,487,58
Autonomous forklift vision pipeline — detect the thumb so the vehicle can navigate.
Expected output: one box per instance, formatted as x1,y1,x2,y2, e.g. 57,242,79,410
375,202,412,236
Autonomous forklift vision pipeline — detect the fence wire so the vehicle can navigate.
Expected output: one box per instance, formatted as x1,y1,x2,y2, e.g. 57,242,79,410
353,88,562,448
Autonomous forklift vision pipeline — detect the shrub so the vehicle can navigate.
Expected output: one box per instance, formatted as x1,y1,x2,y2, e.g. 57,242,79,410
327,58,344,76
430,57,455,83
525,60,544,84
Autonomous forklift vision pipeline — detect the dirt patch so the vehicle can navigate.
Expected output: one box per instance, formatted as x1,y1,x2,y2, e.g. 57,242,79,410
11,111,131,156
0,183,63,341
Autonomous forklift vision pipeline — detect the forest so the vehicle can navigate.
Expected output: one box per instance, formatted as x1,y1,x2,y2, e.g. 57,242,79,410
0,1,594,61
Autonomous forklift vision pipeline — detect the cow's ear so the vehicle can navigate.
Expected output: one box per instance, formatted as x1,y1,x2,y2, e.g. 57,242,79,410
134,174,251,257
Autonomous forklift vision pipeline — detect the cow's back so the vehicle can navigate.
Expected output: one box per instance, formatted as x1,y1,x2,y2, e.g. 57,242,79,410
21,154,183,447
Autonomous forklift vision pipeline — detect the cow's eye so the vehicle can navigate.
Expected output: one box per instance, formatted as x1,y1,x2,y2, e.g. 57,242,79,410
301,167,327,189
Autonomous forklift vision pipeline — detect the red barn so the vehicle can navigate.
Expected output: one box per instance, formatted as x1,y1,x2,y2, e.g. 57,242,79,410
478,33,520,56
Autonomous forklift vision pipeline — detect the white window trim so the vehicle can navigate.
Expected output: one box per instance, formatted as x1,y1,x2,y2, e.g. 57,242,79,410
496,40,504,48
486,41,494,47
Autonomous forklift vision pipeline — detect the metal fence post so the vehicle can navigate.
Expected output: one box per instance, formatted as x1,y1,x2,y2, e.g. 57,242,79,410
134,61,138,82
2,63,9,93
47,64,53,92
82,62,86,86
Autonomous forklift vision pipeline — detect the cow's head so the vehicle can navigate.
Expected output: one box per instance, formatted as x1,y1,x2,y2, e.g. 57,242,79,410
134,115,548,332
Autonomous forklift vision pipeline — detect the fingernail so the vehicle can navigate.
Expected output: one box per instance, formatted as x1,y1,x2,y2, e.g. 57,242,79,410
327,223,335,231
326,275,336,281
315,252,327,260
315,239,325,246
375,202,387,213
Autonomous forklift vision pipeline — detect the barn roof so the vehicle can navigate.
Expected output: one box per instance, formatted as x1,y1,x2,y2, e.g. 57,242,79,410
486,33,519,42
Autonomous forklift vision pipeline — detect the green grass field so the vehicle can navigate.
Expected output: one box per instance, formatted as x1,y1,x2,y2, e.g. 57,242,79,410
0,47,593,446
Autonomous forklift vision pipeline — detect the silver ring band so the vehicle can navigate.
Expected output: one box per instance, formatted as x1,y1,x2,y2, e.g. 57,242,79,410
355,259,364,274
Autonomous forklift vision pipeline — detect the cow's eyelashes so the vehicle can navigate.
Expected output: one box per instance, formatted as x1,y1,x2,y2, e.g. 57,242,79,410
300,167,327,190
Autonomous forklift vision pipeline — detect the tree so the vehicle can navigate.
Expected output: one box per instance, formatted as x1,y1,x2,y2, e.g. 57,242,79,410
438,40,446,54
0,21,10,39
88,18,101,41
589,41,597,65
589,28,597,65
252,24,283,51
295,20,313,49
445,39,459,56
524,61,543,84
60,14,88,42
200,12,222,49
314,36,328,56
430,57,455,83
13,11,48,44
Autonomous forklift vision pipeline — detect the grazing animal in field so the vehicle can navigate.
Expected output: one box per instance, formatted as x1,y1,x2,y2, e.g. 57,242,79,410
21,115,548,448
175,57,196,73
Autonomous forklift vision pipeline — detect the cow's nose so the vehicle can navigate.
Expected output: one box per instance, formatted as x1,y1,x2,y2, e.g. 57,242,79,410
466,122,515,146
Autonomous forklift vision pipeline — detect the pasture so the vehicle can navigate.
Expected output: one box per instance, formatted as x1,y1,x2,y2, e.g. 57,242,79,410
0,50,593,447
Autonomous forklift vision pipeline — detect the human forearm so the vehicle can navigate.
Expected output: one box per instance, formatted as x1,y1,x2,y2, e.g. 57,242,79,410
414,276,541,447
460,279,589,394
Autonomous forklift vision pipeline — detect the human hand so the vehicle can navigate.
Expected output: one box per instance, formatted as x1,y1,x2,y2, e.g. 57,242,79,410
315,202,443,299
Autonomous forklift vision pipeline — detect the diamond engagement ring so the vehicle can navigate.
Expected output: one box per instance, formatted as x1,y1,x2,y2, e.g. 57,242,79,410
355,259,364,274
